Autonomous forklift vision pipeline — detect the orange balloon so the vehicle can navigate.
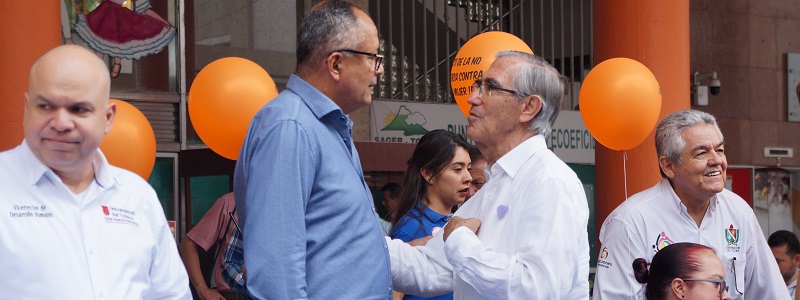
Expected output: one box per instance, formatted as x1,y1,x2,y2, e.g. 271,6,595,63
451,31,533,118
100,99,157,180
189,57,278,160
579,58,662,151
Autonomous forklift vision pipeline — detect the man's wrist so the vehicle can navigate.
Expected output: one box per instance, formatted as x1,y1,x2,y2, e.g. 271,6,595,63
195,283,211,292
444,226,470,243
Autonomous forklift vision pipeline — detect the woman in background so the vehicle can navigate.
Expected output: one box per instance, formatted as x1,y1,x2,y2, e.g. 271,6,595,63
390,129,472,300
632,242,731,300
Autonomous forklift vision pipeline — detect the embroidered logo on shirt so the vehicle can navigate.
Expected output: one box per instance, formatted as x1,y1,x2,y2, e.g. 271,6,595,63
652,231,674,253
102,206,139,227
597,247,613,269
725,224,741,252
726,224,739,244
8,204,53,219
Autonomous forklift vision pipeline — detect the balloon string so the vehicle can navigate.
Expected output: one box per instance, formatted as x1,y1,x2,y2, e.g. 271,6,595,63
623,151,629,199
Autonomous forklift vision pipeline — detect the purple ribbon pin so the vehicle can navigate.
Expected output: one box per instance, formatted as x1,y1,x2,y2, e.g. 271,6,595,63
497,205,509,219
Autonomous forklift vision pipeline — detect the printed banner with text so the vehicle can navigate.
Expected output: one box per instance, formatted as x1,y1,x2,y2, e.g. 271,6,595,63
369,100,594,164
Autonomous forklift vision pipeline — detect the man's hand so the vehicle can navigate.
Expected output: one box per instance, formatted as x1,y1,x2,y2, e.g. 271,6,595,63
197,287,226,300
443,216,481,241
407,236,433,246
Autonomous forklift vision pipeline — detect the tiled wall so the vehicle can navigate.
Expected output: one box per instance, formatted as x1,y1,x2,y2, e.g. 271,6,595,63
691,0,800,166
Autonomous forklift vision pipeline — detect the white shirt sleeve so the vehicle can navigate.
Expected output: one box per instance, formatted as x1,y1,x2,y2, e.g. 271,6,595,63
444,180,589,299
143,197,192,300
445,227,523,299
386,233,454,297
594,219,645,300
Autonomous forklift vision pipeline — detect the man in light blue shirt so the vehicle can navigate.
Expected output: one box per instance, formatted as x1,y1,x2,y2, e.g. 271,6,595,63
233,0,390,299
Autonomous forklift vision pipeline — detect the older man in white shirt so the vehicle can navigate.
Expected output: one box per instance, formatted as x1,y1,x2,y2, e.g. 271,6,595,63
387,51,590,299
594,110,788,300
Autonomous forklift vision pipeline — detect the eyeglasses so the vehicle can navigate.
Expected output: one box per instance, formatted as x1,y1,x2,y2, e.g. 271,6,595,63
472,78,525,98
680,278,728,298
729,257,742,295
335,49,384,71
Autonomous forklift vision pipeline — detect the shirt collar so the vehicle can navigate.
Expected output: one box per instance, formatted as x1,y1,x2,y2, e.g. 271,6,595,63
417,204,452,223
286,74,345,120
20,140,116,189
659,178,719,215
93,149,116,188
20,141,51,186
491,135,547,179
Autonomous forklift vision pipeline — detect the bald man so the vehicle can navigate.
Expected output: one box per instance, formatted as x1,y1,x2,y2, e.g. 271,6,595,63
0,45,190,299
233,1,390,299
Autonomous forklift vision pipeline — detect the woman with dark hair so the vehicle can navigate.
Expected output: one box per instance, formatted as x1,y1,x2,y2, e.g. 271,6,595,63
632,242,731,300
390,129,472,300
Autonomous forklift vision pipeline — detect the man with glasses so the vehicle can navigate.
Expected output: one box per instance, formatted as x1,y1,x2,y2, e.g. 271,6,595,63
234,0,390,298
387,51,591,299
594,109,788,299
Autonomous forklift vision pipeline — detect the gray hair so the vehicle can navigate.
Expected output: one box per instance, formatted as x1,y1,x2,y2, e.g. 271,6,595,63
655,109,723,176
496,50,565,138
296,0,365,73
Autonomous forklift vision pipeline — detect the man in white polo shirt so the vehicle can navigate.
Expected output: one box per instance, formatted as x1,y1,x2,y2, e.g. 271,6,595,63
593,109,787,299
0,45,190,299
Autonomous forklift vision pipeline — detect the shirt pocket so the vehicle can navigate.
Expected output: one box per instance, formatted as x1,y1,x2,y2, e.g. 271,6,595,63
722,253,746,298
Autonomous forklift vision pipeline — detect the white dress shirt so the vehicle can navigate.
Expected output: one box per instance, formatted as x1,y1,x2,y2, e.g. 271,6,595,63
594,179,789,300
388,135,591,299
0,142,191,299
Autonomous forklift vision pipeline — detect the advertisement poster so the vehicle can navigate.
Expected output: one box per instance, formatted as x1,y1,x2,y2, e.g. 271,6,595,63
753,169,793,236
370,100,468,144
370,100,595,164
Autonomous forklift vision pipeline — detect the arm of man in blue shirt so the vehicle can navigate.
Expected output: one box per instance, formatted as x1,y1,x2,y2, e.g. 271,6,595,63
236,119,315,299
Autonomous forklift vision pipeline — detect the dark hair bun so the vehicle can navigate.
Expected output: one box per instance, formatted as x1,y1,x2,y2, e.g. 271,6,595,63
632,258,649,284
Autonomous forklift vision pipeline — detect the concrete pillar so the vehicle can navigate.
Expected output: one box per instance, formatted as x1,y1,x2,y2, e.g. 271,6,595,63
593,1,691,246
0,1,61,150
